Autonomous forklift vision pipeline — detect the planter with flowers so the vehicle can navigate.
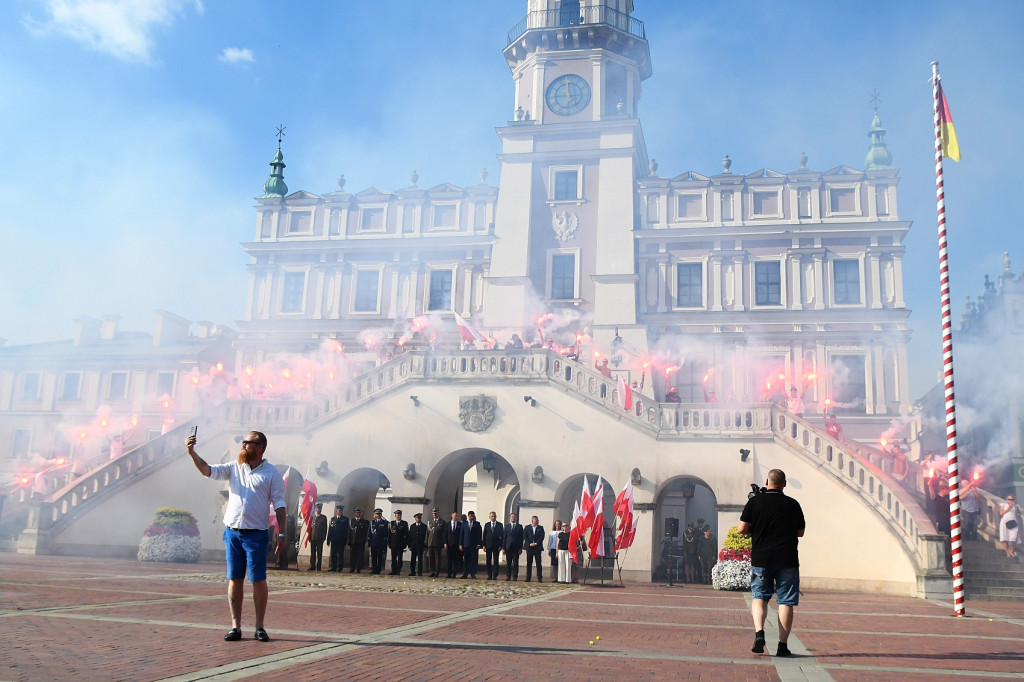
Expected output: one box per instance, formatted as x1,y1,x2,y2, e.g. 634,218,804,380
138,507,201,563
711,525,752,591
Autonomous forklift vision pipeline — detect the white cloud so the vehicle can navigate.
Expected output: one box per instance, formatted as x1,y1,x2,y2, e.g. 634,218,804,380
218,47,254,64
24,0,201,63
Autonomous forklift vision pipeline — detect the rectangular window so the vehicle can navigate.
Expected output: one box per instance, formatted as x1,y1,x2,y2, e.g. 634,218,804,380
833,259,861,304
20,373,41,401
282,272,306,313
677,194,703,219
676,263,703,307
752,191,779,216
354,270,380,312
11,429,32,459
156,371,176,397
829,187,857,213
559,0,581,26
108,371,128,400
59,372,81,402
360,208,384,231
433,204,456,227
830,354,867,414
428,270,453,311
551,254,576,299
287,211,311,234
755,261,782,305
554,170,579,200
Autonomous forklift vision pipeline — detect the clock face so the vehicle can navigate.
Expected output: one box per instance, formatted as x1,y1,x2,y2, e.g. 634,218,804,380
545,74,591,116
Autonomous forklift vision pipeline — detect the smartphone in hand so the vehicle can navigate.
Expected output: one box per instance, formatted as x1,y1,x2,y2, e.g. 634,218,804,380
189,425,198,439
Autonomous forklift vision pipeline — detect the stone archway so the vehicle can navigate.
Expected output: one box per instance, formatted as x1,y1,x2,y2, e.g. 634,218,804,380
336,467,392,518
652,475,718,582
423,448,520,520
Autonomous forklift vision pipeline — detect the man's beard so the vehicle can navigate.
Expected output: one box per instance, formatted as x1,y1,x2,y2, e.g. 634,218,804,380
237,448,259,465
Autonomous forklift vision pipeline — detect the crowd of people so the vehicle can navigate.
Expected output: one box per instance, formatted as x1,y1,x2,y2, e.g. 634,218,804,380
661,520,717,584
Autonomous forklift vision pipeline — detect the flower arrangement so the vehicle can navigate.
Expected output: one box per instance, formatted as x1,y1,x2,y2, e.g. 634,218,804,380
138,507,201,563
712,525,752,591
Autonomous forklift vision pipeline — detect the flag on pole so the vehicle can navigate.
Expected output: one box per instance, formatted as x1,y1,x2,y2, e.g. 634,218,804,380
613,478,637,550
568,501,583,564
588,481,605,557
270,467,290,532
299,476,318,547
616,374,632,411
937,82,961,162
578,475,594,537
453,312,487,345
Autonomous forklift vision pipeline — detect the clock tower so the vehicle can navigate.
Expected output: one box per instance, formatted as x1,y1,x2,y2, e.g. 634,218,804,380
484,0,652,356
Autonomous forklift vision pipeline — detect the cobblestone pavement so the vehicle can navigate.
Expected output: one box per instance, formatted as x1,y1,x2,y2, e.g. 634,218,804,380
2,554,1023,681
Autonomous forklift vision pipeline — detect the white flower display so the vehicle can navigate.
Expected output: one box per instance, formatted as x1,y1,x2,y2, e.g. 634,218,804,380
138,533,201,563
711,558,751,591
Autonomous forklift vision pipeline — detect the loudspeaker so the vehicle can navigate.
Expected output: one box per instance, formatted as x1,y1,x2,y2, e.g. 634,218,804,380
664,518,679,538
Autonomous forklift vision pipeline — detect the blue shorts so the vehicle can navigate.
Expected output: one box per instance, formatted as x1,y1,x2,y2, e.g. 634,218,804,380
750,565,800,606
223,527,270,582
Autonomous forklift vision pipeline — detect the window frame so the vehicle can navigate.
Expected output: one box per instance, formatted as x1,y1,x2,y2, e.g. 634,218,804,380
285,210,313,235
155,371,176,398
548,165,583,203
59,371,82,402
753,260,784,307
107,371,129,401
749,188,783,218
19,372,41,402
280,270,308,314
352,267,383,314
674,261,705,309
430,203,459,230
546,248,581,301
358,205,387,233
674,191,707,222
831,258,863,306
825,184,861,217
426,267,455,312
10,428,32,459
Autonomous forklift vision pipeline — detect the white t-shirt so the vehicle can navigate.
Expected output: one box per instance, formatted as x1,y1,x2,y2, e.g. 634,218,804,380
209,459,286,530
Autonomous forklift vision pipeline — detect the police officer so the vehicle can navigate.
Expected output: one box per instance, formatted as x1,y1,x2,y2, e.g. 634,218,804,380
368,508,389,575
388,510,409,575
326,505,349,572
426,508,445,577
408,512,427,576
347,508,369,573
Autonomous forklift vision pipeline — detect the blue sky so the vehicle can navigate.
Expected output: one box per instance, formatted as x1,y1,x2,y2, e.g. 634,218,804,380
2,0,1021,397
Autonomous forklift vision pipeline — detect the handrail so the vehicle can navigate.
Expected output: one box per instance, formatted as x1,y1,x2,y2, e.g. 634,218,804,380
507,6,645,45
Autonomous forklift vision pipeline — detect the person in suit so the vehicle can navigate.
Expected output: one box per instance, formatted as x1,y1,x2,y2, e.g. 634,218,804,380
388,510,409,575
524,516,546,582
408,512,427,576
426,507,445,577
309,503,328,571
482,510,505,580
444,512,462,578
326,505,349,572
459,510,483,578
347,508,369,573
503,512,524,581
368,509,389,575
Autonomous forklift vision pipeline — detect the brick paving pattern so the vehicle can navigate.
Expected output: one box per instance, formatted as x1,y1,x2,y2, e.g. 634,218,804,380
1,554,1022,681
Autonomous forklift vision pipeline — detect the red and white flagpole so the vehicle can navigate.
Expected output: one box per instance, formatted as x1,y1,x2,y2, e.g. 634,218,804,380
931,60,965,617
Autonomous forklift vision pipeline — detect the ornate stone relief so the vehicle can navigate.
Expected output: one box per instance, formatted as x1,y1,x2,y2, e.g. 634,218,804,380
552,210,578,242
459,395,496,432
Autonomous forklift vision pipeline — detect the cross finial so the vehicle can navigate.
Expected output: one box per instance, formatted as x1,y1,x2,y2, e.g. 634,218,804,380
869,89,882,112
275,124,286,148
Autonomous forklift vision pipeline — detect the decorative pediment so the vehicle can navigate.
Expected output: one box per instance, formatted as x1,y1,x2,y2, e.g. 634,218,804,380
744,168,785,179
354,186,393,201
284,190,321,201
426,182,464,195
670,171,710,182
823,165,865,178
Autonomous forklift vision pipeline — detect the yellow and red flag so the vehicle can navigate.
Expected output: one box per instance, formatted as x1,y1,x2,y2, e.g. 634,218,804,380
938,82,961,162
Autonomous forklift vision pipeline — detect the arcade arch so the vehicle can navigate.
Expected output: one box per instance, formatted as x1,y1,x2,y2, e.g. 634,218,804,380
653,475,718,580
335,467,392,517
423,448,520,520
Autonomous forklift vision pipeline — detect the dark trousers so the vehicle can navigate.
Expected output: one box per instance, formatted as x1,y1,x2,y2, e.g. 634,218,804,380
409,547,424,575
485,547,501,578
329,542,345,571
505,550,521,579
427,546,442,576
461,547,479,577
349,543,366,572
525,548,543,581
446,547,460,577
371,545,387,574
310,541,324,570
390,547,405,574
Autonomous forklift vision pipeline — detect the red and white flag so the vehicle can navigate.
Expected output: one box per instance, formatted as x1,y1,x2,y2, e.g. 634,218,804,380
568,501,583,564
299,476,317,547
617,374,632,411
588,480,605,557
613,478,638,550
578,474,594,537
453,312,487,345
271,467,290,532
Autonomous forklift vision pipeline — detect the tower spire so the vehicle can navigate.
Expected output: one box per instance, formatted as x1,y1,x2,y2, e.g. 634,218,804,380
864,94,893,170
261,125,288,197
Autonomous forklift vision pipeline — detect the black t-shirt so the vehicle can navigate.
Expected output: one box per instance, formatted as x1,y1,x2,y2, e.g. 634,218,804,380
740,489,805,568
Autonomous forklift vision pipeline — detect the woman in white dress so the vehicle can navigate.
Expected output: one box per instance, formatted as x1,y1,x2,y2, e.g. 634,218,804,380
998,495,1019,558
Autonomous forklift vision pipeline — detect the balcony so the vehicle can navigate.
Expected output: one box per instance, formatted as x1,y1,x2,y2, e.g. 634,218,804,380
507,5,646,45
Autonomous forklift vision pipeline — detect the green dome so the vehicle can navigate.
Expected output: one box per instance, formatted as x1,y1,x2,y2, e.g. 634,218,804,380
261,147,288,197
864,111,893,170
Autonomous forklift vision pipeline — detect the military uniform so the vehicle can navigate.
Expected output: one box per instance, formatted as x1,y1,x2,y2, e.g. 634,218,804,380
388,511,410,575
326,507,349,571
347,510,369,573
309,504,328,571
426,509,445,577
408,513,427,576
368,510,389,574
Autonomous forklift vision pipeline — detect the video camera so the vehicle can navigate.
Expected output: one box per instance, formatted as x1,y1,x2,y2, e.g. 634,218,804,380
748,483,766,499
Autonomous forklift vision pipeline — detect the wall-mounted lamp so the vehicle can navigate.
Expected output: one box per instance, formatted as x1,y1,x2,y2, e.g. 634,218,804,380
681,481,695,499
532,466,544,483
315,460,329,477
610,328,624,367
378,473,391,491
402,463,416,480
481,452,497,473
630,467,642,486
410,395,419,407
740,448,751,462
523,395,536,407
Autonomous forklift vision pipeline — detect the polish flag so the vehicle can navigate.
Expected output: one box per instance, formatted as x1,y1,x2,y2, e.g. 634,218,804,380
299,477,317,547
454,312,487,345
617,374,632,411
612,477,637,551
270,468,289,532
588,482,605,557
578,475,594,538
568,501,583,564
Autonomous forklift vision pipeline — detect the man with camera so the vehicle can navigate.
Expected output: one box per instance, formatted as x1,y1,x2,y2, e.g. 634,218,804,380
738,469,805,658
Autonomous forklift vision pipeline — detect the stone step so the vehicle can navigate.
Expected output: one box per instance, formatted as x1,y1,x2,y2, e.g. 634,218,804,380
964,576,1024,588
965,585,1024,599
